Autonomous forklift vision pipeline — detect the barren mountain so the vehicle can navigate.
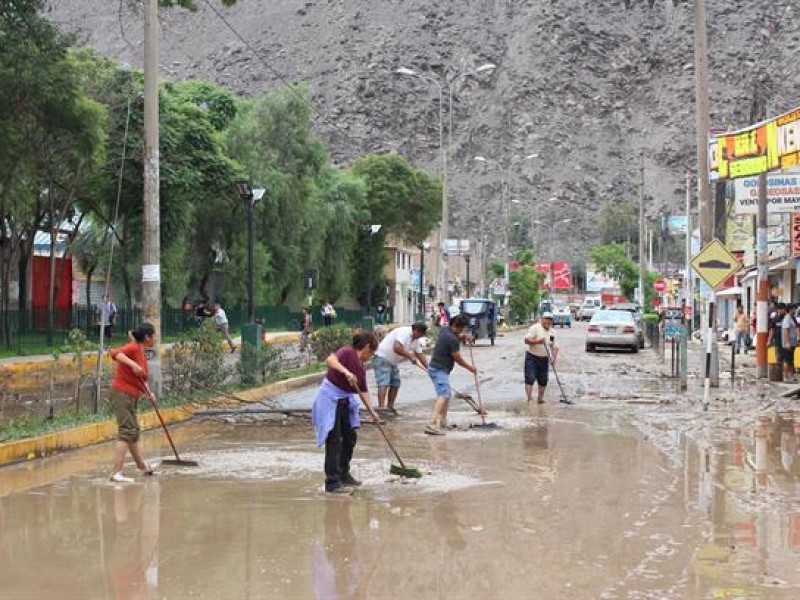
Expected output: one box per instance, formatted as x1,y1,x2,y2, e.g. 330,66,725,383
47,0,800,266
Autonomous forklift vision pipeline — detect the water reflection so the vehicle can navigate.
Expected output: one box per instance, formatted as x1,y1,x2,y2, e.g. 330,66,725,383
103,482,161,599
688,417,800,596
312,500,360,599
521,407,557,482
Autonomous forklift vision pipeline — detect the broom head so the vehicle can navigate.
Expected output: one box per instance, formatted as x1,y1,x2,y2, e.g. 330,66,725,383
390,463,422,478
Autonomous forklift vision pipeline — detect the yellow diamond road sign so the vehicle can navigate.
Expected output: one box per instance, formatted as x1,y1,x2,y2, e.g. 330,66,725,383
690,238,740,290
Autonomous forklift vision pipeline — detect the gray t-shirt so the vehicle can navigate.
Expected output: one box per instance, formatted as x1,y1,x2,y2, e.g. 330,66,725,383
430,326,461,373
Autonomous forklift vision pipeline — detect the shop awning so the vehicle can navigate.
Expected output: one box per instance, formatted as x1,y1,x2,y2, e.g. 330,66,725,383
716,286,744,297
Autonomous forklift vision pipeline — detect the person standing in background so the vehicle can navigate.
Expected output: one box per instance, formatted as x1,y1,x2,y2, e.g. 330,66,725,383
322,301,335,327
213,303,236,353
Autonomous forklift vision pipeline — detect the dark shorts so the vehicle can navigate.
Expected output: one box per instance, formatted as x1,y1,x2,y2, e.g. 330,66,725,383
111,388,140,443
781,346,795,365
524,353,549,387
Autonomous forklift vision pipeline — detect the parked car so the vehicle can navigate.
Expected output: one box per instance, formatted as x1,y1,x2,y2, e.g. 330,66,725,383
606,303,645,348
586,309,639,353
552,303,572,328
576,297,602,321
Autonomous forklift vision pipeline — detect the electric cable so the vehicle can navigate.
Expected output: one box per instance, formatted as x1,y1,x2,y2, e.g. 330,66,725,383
93,93,132,403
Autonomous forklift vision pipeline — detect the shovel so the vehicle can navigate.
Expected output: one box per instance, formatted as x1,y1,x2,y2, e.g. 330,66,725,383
141,382,199,467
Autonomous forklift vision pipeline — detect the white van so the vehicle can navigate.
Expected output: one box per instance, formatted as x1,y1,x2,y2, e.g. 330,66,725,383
576,297,602,321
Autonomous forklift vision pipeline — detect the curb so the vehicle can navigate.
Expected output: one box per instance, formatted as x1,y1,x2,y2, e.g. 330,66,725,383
0,371,323,468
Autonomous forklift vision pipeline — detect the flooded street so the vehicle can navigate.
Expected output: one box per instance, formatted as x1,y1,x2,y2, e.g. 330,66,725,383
1,325,799,599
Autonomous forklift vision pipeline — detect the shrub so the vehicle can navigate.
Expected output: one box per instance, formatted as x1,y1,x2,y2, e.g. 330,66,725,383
166,320,232,396
309,325,353,361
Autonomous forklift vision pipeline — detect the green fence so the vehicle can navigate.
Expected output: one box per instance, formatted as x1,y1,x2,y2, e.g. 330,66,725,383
0,304,374,357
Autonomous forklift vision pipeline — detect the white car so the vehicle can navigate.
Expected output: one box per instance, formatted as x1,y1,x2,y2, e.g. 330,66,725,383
577,297,601,321
586,309,639,353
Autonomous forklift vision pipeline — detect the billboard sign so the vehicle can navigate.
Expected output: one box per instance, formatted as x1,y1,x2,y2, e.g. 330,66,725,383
551,262,572,289
709,106,800,180
733,174,800,214
585,264,616,293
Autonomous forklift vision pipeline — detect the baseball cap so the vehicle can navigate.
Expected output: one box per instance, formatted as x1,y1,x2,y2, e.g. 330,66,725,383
541,311,553,319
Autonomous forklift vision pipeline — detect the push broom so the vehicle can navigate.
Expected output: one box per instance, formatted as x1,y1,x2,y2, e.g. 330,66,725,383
468,345,499,429
141,381,199,467
353,387,421,478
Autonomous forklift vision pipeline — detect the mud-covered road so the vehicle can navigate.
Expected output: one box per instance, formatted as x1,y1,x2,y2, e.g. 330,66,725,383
0,323,798,599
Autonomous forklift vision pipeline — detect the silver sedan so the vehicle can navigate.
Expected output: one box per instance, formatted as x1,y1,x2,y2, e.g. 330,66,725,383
585,309,639,353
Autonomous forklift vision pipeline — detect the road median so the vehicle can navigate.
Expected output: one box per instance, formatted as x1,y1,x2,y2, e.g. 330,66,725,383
0,371,322,467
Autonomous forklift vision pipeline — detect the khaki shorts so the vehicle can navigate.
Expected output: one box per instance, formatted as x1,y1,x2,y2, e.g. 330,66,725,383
111,388,140,443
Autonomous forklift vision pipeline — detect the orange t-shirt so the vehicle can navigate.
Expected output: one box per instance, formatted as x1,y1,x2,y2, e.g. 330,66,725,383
110,342,148,397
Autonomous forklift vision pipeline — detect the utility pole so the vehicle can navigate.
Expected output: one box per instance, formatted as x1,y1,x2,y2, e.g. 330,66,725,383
756,172,768,378
694,0,712,244
638,160,646,306
694,0,718,390
685,171,693,335
143,0,162,391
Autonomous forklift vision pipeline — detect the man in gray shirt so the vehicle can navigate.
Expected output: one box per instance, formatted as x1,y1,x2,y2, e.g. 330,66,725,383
425,314,476,435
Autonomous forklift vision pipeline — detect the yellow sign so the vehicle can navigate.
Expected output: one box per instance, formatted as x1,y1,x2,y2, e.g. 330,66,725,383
708,104,800,180
690,239,741,290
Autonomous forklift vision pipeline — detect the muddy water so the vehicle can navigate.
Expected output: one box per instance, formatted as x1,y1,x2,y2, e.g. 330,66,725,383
0,326,798,599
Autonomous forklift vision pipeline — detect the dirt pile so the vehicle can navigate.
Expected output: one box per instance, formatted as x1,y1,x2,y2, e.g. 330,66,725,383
48,0,800,262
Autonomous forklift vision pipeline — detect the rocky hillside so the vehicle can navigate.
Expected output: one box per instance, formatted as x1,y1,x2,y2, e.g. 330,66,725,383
47,0,800,265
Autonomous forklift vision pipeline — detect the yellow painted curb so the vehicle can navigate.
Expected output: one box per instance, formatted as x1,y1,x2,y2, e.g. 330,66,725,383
0,372,324,468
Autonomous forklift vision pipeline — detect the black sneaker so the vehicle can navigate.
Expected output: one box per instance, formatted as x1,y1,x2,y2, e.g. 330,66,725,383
341,474,361,487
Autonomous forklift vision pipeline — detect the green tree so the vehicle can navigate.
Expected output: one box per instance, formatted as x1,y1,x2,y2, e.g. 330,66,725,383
349,153,441,309
226,85,332,306
508,265,544,323
589,243,638,299
0,2,106,345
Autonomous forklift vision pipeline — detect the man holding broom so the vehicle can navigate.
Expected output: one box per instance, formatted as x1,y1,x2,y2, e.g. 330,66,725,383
524,311,559,404
312,331,379,494
425,314,477,435
374,322,429,414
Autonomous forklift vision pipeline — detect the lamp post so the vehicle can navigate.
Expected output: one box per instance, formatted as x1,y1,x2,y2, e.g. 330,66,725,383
474,154,537,279
464,253,471,298
418,241,430,319
365,224,382,316
236,181,266,323
396,63,495,302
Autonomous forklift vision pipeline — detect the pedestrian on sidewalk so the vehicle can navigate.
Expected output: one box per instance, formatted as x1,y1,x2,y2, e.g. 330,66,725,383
301,306,313,347
373,322,429,413
98,295,118,341
435,302,449,329
425,314,476,435
311,330,379,493
322,301,336,327
213,303,236,353
524,312,560,404
781,303,798,382
734,304,751,354
108,322,157,483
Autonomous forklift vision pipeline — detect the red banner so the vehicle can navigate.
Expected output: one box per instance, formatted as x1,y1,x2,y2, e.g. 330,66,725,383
552,262,572,289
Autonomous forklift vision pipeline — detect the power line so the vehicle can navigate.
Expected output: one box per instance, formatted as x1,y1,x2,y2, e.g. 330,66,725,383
199,0,364,150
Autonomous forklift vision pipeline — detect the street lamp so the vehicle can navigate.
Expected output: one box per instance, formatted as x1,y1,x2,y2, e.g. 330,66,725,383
365,224,382,316
235,181,266,323
396,63,495,302
418,241,430,319
474,153,537,279
464,253,471,298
